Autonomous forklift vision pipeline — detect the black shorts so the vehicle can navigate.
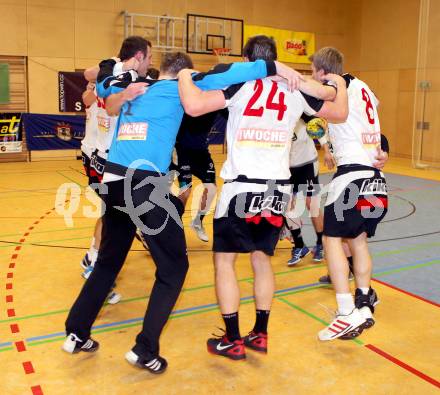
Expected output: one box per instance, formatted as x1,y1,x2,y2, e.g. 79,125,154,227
289,161,320,196
82,151,100,186
323,164,388,239
213,184,290,256
90,149,107,183
175,145,216,187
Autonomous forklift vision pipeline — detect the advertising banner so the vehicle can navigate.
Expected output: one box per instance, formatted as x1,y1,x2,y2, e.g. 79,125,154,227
244,25,315,64
23,113,85,150
0,113,22,153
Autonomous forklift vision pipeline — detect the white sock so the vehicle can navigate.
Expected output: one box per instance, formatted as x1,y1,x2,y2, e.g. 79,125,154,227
359,287,370,295
336,293,355,315
88,248,98,267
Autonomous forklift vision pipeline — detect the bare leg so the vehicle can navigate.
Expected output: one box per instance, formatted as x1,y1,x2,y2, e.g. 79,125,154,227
346,232,372,289
323,235,350,294
306,196,323,234
214,252,239,314
93,217,102,250
250,251,274,310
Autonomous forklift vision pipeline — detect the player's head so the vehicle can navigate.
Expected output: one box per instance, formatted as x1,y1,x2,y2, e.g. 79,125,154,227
309,47,344,82
160,52,193,77
147,67,160,79
243,35,277,62
118,36,152,77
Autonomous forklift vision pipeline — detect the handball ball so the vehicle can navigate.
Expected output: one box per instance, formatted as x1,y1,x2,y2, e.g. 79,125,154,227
306,117,328,139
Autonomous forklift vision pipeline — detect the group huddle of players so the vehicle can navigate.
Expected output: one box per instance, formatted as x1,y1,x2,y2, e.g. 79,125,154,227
61,34,389,373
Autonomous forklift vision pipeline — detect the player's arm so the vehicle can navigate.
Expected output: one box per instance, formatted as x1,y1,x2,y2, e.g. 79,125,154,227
299,76,337,101
82,82,96,107
373,134,390,170
96,58,138,98
105,82,148,116
192,60,304,92
84,66,99,82
178,69,225,117
322,142,336,170
314,73,348,123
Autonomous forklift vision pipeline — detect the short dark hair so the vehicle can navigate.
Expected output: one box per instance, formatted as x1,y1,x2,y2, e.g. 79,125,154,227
118,36,151,61
160,52,193,76
147,67,160,79
309,47,344,75
243,35,277,61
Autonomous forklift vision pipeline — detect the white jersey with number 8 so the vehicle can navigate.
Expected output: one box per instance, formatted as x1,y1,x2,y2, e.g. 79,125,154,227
328,74,381,167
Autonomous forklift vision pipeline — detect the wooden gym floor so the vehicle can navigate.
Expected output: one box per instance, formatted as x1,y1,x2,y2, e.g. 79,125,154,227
0,152,439,395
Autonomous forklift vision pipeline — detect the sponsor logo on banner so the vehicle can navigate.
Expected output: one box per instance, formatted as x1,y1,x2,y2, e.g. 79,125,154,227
117,122,148,141
285,40,307,56
236,128,288,148
244,25,315,64
0,113,23,153
56,122,73,141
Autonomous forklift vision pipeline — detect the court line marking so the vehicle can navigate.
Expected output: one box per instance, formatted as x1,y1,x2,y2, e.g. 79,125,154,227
0,255,438,330
365,344,440,389
277,297,440,389
372,278,440,309
0,256,436,348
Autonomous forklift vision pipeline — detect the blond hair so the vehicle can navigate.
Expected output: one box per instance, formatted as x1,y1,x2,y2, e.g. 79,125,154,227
309,47,344,75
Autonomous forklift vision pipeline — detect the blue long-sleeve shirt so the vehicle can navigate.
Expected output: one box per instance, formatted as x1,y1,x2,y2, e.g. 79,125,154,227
96,60,277,175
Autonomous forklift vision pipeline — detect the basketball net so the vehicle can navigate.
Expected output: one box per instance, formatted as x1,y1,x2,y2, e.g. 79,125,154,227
213,47,232,64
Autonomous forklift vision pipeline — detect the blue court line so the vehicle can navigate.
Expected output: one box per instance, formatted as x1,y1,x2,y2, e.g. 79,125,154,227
0,341,13,349
25,282,320,344
373,256,440,276
19,255,440,345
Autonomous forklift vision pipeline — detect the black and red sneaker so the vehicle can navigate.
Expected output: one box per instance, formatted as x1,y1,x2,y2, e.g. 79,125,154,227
243,331,268,353
207,335,246,361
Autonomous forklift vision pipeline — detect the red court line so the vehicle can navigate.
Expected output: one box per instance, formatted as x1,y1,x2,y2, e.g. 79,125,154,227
12,254,18,259
7,309,16,317
9,263,15,269
31,386,44,395
22,361,35,374
10,324,19,333
24,232,29,236
15,341,26,352
19,238,25,243
15,246,21,251
6,283,12,290
366,344,440,389
7,272,13,278
372,278,440,308
6,295,13,303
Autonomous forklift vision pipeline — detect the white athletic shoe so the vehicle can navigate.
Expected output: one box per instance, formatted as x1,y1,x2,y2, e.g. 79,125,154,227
318,308,366,341
107,291,122,305
191,221,209,242
62,333,99,354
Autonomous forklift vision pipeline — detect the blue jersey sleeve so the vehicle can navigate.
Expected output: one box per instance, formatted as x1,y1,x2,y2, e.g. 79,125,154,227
192,60,276,91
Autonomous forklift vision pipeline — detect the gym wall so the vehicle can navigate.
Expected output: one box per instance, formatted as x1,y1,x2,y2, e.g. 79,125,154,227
0,0,423,158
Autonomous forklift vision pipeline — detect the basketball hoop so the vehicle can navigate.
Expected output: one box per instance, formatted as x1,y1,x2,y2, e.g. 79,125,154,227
213,47,232,64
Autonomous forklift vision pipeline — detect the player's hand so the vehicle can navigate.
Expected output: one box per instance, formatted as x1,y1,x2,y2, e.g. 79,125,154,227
121,82,148,101
86,82,96,91
373,148,388,170
324,151,336,170
323,73,345,87
177,68,199,78
274,61,305,91
122,57,140,71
